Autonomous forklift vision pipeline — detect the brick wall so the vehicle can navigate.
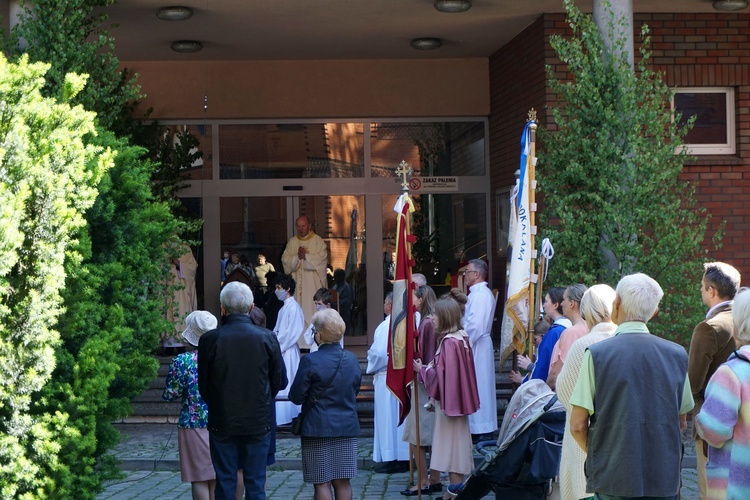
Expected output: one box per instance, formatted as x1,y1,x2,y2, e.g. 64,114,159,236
640,12,750,273
488,16,548,295
489,12,750,290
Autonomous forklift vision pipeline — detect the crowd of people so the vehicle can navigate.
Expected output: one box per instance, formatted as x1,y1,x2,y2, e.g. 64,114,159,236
163,247,750,500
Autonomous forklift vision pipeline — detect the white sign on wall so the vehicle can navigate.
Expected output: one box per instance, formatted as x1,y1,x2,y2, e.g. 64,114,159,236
409,176,458,192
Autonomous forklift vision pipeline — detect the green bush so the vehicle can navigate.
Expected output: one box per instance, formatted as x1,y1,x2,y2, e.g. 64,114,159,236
2,2,197,496
538,0,719,346
4,0,142,136
31,131,181,497
0,54,110,498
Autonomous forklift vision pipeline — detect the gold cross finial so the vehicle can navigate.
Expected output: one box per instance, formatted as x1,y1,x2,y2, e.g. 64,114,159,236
395,160,413,191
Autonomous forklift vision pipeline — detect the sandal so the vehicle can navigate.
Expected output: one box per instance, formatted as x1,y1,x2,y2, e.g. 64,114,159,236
447,483,464,498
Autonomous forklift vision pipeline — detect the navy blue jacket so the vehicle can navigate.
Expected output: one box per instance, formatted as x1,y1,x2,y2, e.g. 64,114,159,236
198,314,286,439
289,343,361,438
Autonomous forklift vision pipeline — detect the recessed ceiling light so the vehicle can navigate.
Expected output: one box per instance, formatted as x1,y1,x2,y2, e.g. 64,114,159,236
434,0,472,13
171,40,203,53
712,0,749,11
157,6,193,21
411,38,443,50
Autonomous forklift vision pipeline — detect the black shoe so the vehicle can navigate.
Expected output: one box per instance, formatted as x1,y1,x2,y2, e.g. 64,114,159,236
374,460,410,474
400,486,431,496
430,482,443,492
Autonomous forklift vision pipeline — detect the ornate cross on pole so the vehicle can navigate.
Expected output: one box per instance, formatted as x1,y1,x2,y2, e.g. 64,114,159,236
395,160,413,193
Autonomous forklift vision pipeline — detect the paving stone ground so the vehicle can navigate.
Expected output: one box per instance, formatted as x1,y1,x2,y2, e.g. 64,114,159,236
98,423,700,499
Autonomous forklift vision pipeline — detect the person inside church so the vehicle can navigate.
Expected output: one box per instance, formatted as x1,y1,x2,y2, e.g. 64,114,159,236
281,215,329,327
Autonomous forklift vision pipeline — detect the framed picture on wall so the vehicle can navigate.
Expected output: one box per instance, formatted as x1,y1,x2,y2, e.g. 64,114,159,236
496,186,513,256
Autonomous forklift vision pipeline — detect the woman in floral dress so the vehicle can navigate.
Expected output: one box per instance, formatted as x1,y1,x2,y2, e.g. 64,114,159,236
163,310,218,500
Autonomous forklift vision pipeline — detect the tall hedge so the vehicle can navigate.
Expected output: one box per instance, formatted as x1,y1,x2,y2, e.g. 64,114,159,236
31,132,180,497
538,0,718,346
2,1,196,496
0,54,111,498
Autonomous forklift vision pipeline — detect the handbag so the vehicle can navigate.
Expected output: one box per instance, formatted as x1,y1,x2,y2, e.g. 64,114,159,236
291,350,345,436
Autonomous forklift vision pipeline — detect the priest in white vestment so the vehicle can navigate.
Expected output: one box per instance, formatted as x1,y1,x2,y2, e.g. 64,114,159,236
463,259,498,436
281,215,328,326
273,274,305,425
366,293,410,463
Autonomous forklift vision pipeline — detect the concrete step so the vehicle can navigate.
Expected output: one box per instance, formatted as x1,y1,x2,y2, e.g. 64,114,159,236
125,352,518,425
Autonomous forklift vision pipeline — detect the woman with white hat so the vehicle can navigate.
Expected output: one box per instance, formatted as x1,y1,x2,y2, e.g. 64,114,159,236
163,310,218,500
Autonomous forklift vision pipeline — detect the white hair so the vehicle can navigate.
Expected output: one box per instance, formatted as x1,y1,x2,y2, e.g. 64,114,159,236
580,284,616,329
733,288,750,342
220,281,254,314
412,273,427,287
615,273,663,323
312,308,346,344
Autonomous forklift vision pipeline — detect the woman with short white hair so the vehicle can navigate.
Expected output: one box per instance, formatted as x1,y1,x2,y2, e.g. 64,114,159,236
696,287,750,499
556,284,617,500
290,308,362,500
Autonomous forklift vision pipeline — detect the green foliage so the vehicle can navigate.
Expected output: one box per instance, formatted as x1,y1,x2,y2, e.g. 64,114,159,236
0,54,110,498
31,131,181,497
3,0,142,136
538,0,720,346
1,3,199,496
150,126,205,227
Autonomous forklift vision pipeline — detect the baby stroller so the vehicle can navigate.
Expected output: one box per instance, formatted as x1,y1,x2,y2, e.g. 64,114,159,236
456,380,565,499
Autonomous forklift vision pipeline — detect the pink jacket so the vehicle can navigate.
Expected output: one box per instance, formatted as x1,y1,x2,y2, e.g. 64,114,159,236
421,330,480,417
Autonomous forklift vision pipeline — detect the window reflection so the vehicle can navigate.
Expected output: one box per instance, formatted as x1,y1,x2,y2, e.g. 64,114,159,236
371,122,485,177
219,123,365,179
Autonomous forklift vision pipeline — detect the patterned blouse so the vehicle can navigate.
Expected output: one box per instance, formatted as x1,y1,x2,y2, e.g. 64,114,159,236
162,351,208,429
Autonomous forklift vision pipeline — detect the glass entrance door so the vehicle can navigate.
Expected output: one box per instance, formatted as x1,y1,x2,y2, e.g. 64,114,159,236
219,195,368,345
184,118,490,351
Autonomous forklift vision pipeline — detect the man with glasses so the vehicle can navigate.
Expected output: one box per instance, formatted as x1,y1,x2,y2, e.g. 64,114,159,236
688,261,742,497
462,259,498,441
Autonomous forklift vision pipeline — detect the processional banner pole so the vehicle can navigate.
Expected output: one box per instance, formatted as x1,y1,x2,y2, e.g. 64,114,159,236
386,161,422,497
527,111,539,359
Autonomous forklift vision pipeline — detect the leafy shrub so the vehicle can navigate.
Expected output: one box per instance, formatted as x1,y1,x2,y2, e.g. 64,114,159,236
538,0,720,346
0,54,110,498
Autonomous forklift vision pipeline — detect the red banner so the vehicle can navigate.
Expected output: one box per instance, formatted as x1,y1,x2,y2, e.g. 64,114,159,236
386,194,416,425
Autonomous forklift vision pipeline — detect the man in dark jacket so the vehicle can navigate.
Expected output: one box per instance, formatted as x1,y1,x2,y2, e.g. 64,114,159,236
198,281,286,500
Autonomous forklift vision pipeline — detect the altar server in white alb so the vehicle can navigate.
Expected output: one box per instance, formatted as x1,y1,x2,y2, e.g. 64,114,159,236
462,259,498,437
273,273,305,425
366,293,410,465
281,215,329,326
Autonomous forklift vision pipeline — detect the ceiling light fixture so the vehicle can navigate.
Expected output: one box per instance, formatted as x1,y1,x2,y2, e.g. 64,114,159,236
411,38,443,50
171,40,203,53
712,0,749,11
157,6,193,21
434,0,472,13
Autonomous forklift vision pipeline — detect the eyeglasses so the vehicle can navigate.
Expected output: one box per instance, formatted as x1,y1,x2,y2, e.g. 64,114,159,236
462,270,478,276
